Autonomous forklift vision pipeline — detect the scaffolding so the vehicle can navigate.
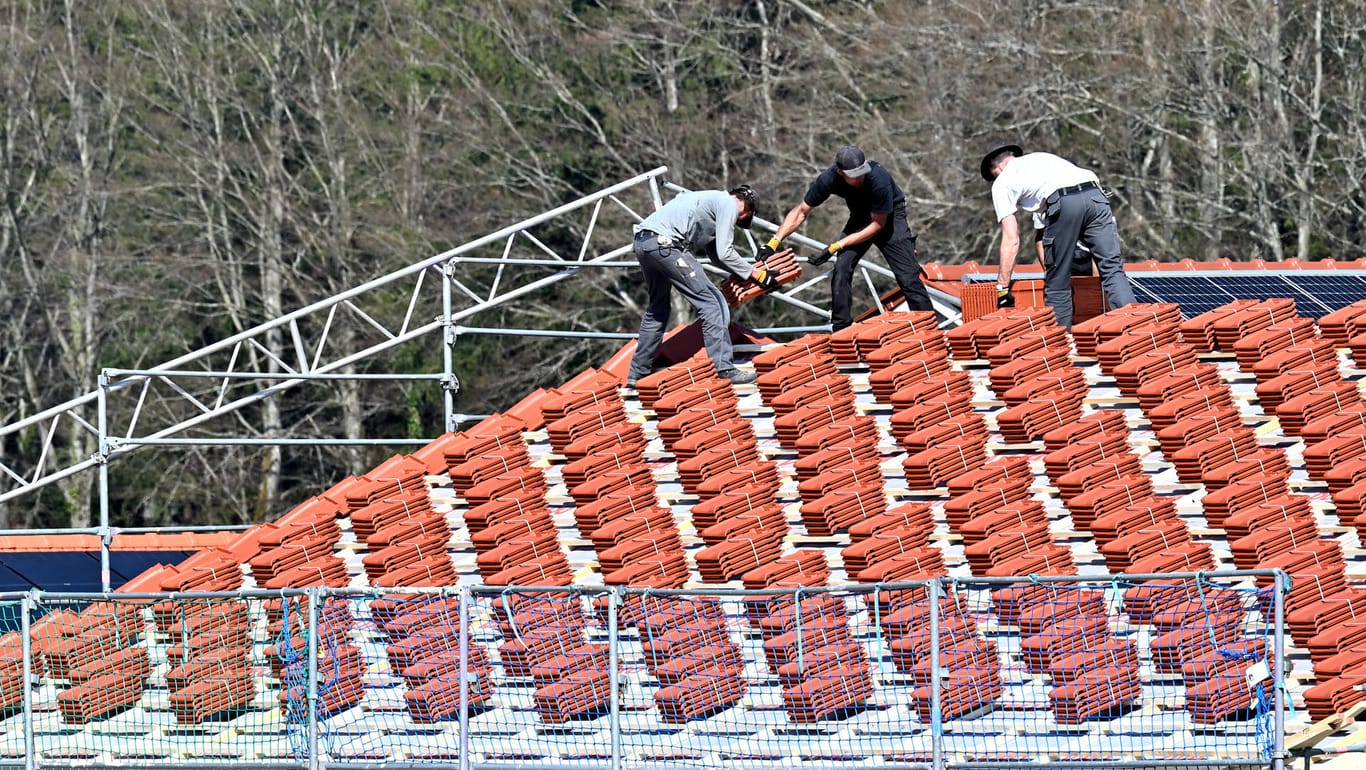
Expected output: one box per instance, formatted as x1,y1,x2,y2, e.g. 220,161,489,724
0,167,962,589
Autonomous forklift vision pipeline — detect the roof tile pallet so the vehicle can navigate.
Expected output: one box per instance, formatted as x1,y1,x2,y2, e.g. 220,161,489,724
1001,368,1089,408
655,667,749,723
1255,339,1339,386
1111,343,1198,397
995,391,1085,444
757,355,840,402
842,527,934,576
1210,298,1298,351
799,483,888,537
742,549,830,589
1257,362,1343,413
634,355,716,408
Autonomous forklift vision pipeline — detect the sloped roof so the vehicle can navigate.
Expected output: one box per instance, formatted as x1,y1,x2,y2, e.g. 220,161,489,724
12,287,1366,764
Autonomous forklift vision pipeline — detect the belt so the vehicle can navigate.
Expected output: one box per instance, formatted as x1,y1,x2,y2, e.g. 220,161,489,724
1055,180,1099,196
635,229,674,246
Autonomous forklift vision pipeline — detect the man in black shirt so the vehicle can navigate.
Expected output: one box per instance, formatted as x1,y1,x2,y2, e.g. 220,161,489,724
761,145,934,331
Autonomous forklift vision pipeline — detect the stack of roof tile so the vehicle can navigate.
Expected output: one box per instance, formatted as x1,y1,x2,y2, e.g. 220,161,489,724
751,333,831,373
634,354,716,408
1231,317,1319,370
1209,298,1299,350
1318,299,1366,346
828,311,938,365
49,604,149,725
865,331,950,371
1178,299,1263,352
751,597,873,723
985,326,1070,368
721,249,803,307
756,354,840,402
1072,304,1182,357
946,308,1057,360
1094,322,1182,375
742,549,830,589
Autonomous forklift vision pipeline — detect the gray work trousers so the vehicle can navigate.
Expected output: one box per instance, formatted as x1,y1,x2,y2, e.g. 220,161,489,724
628,231,734,380
1041,186,1137,329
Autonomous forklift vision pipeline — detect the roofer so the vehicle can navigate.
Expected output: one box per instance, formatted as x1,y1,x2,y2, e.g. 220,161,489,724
760,145,934,332
980,141,1136,329
627,185,778,387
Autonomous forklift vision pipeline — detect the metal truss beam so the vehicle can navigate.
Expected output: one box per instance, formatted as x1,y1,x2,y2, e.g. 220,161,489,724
0,167,961,509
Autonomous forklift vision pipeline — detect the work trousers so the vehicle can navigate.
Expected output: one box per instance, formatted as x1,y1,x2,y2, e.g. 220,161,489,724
1040,188,1136,329
830,205,933,331
628,231,734,379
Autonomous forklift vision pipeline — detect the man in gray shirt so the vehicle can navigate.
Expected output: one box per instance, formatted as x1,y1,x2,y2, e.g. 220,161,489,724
627,185,776,386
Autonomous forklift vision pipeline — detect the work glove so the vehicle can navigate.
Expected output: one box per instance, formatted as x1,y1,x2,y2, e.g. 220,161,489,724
756,237,781,261
996,285,1016,308
807,241,841,266
752,266,781,293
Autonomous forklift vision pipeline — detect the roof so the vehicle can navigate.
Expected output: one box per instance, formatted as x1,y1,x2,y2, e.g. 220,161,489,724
10,283,1366,764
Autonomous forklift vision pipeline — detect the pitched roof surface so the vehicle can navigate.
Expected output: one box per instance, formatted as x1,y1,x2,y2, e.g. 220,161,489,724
10,287,1366,764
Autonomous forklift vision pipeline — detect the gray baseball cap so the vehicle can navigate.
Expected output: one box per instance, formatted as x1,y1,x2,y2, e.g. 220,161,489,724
835,145,871,178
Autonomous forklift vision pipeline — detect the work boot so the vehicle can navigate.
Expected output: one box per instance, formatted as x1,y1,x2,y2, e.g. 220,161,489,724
718,368,757,385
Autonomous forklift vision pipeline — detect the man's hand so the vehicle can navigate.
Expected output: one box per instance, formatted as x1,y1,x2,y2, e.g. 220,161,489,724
756,237,781,261
752,265,781,293
808,241,841,266
996,285,1016,308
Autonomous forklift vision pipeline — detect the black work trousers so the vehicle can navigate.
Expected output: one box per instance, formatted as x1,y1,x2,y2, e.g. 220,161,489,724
830,205,933,331
1040,187,1136,329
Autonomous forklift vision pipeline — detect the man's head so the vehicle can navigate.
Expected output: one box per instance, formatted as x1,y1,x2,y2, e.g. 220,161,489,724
980,141,1024,182
835,145,871,186
729,184,759,229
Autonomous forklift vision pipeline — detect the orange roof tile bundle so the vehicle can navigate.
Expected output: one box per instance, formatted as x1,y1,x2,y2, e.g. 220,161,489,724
740,550,830,592
1316,299,1366,345
828,311,936,364
1094,322,1182,375
751,332,831,372
1001,367,1088,408
1111,343,1199,397
1257,360,1343,412
947,307,1057,359
1072,303,1181,357
1232,317,1319,370
721,248,803,307
756,354,839,401
1176,300,1257,351
633,353,715,408
865,330,950,370
985,325,1069,367
1210,298,1298,350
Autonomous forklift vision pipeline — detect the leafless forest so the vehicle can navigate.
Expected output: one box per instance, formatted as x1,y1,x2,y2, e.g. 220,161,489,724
1,0,1363,528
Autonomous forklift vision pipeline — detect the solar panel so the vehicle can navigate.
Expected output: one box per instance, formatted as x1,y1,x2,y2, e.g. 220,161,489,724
1127,271,1366,319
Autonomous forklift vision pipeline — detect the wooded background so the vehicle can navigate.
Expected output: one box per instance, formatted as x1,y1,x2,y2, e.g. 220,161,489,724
2,0,1362,529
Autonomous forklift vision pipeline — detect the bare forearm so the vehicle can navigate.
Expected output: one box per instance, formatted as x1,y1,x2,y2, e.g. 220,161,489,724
774,206,808,241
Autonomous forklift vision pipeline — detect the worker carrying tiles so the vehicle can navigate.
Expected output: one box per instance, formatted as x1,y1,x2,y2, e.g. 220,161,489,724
627,185,776,387
762,145,935,332
980,141,1136,329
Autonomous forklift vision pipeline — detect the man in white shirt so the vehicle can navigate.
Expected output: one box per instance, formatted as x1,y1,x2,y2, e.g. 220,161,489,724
980,141,1136,329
